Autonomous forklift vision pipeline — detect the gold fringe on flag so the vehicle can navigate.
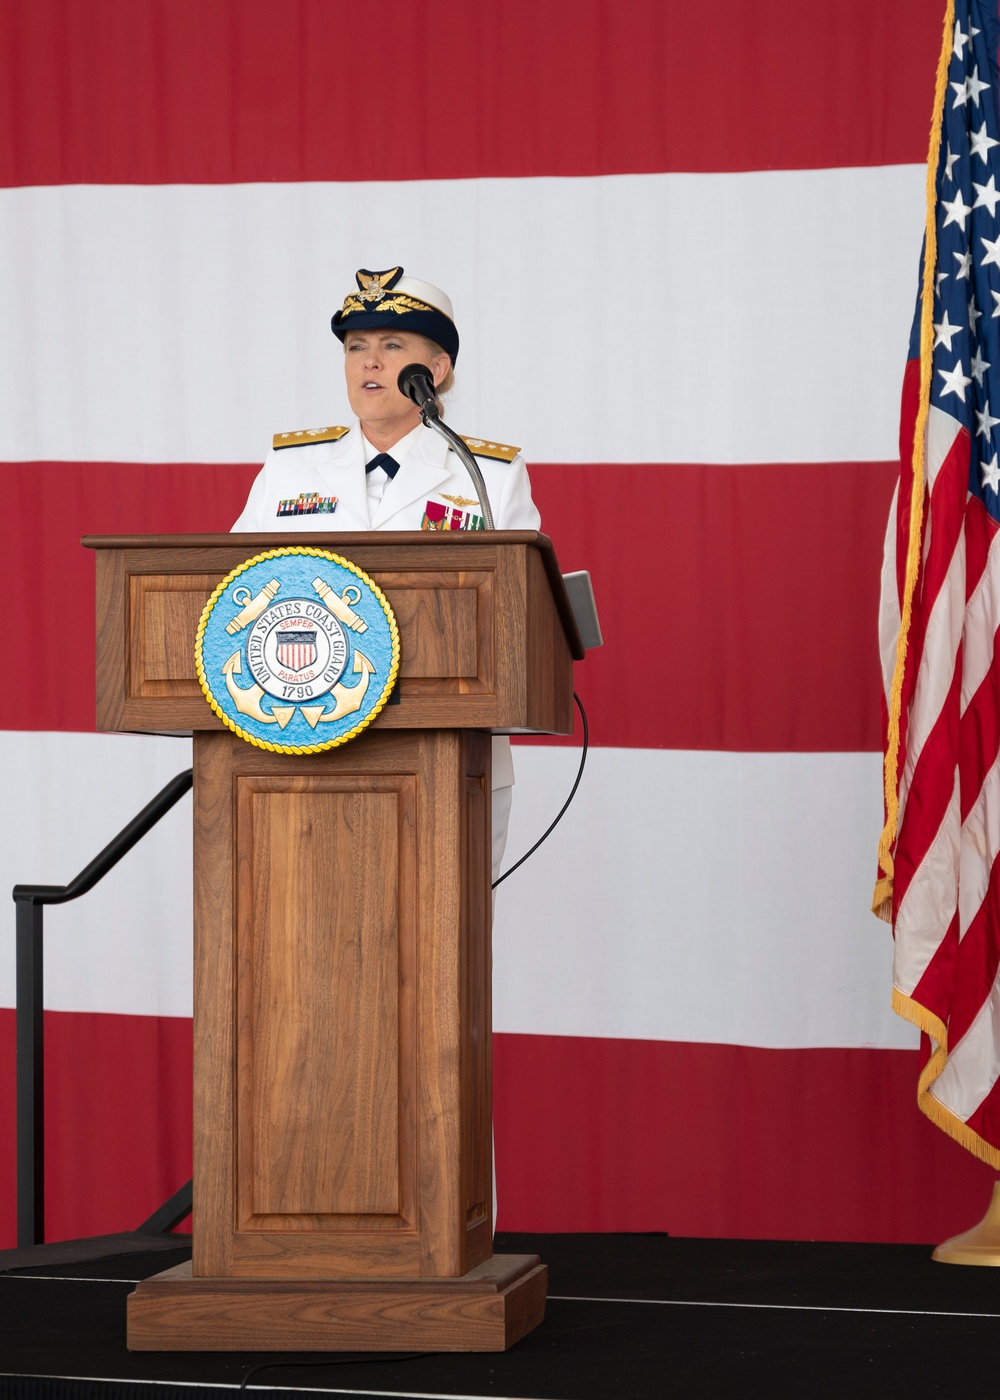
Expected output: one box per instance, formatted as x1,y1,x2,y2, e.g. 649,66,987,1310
892,986,1000,1170
872,0,956,922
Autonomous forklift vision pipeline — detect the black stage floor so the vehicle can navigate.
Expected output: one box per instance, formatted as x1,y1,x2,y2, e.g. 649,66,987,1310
2,1231,1000,1399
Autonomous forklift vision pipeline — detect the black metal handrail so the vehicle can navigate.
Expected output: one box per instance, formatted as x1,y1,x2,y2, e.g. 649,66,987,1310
12,768,193,1247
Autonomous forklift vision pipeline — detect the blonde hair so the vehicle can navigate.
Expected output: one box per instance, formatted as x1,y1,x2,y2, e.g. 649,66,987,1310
422,336,455,397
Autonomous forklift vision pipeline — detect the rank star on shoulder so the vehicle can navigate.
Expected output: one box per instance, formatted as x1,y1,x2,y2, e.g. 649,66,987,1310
938,359,972,401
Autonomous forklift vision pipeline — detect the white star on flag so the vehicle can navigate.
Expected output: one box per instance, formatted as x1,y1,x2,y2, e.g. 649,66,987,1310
982,454,1000,492
938,359,973,400
934,310,963,349
970,297,983,331
970,120,999,161
943,191,974,229
971,345,990,382
981,231,1000,267
974,174,1000,214
968,65,990,105
975,398,1000,435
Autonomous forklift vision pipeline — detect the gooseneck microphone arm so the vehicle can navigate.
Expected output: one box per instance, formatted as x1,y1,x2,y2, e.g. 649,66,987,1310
396,364,496,530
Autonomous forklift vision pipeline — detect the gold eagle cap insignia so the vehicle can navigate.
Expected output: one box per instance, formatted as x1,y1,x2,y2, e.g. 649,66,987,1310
441,493,479,508
356,267,401,303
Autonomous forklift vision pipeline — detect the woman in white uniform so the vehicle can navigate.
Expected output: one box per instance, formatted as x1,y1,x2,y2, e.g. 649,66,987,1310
233,265,541,881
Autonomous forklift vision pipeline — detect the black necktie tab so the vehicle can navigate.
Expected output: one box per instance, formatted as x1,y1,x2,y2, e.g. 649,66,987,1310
365,452,400,479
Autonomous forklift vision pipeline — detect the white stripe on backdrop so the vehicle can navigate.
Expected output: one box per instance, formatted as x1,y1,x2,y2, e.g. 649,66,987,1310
495,746,913,1049
0,731,193,1018
0,731,914,1051
0,167,925,467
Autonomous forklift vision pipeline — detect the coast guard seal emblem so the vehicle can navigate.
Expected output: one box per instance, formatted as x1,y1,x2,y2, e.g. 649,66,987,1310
195,547,399,753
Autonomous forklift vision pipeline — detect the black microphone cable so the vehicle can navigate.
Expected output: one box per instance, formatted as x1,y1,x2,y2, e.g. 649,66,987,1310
492,691,589,890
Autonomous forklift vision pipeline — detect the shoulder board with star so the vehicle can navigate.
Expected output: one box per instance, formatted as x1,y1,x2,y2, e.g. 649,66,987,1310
458,435,520,463
273,425,350,450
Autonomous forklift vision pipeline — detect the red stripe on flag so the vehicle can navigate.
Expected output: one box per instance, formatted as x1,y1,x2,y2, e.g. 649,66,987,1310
959,648,1000,827
946,868,1000,1048
0,459,897,751
898,420,970,704
963,493,998,606
909,910,961,1029
946,510,1000,1046
889,427,971,915
0,0,943,187
886,666,962,920
964,1060,1000,1151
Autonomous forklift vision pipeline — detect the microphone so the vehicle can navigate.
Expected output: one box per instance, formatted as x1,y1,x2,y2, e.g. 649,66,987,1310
397,363,441,420
396,361,496,527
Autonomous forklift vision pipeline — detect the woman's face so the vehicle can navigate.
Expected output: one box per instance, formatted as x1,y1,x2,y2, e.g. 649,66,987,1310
343,329,450,443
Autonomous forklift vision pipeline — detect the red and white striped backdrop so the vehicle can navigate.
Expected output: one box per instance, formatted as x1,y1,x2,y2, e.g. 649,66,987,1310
1,0,995,1246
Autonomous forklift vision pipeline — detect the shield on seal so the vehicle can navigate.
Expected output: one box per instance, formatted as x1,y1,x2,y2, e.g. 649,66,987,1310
276,628,317,672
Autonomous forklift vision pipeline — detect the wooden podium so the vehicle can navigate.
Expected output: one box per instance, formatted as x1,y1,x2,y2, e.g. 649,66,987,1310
83,531,581,1352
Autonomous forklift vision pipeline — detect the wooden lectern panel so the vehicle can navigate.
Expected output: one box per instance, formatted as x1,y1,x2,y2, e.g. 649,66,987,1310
129,574,217,697
383,572,486,681
194,727,492,1281
240,781,408,1220
88,533,579,736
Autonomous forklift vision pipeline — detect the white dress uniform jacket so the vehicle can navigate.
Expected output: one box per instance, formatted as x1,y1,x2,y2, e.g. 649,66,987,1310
233,418,540,540
232,419,541,873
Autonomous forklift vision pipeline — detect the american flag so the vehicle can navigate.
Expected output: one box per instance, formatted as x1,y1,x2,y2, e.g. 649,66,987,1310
276,629,318,673
879,0,1000,1164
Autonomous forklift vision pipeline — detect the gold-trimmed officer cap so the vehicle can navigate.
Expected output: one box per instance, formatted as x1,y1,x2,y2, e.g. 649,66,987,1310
331,267,460,364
